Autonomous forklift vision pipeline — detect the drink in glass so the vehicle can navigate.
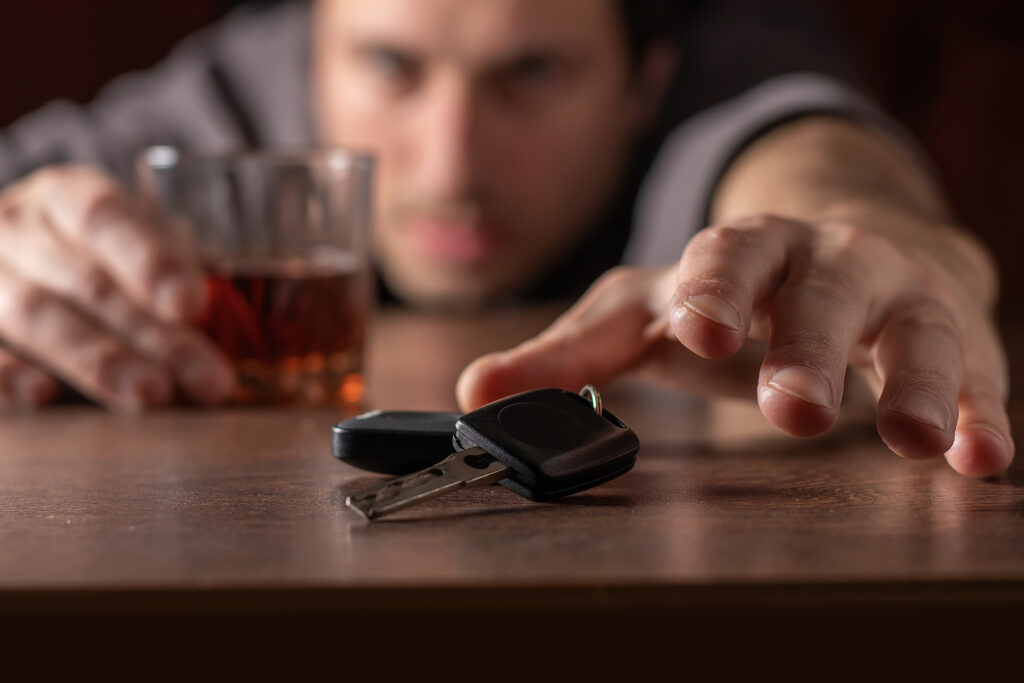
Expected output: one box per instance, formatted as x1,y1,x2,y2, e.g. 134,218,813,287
137,147,374,406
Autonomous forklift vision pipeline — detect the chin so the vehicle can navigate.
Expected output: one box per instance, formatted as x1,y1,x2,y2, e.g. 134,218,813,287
381,266,510,310
375,233,541,309
396,285,503,311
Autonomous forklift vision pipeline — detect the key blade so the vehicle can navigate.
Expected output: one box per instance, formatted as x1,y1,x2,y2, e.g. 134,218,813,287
345,447,509,520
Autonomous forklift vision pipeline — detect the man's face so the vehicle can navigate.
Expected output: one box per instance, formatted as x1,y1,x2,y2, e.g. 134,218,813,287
313,0,652,307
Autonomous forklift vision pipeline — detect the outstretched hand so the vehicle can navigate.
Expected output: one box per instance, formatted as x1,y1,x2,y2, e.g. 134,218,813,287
457,213,1014,478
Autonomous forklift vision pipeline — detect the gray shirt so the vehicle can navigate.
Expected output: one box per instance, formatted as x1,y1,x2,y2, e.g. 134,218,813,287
0,0,903,288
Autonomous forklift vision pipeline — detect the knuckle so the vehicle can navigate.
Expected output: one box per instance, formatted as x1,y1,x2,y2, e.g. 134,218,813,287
944,227,999,302
691,224,761,255
76,189,131,236
0,281,53,325
730,212,794,231
819,221,900,267
771,332,845,368
892,300,962,343
0,197,21,225
76,267,119,309
134,324,192,362
124,243,172,293
909,263,960,307
821,224,858,260
792,264,861,308
820,220,868,248
0,354,22,399
75,339,132,386
0,352,52,406
815,220,897,264
587,265,644,298
28,165,130,235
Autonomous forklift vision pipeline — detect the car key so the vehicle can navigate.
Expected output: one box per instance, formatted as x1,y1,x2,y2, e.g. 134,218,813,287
344,386,639,520
332,410,461,474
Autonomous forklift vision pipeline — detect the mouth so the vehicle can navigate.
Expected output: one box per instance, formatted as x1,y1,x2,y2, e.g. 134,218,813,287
404,219,506,266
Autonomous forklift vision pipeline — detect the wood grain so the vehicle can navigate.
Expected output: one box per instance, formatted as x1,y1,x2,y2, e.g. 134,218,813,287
1,304,1022,619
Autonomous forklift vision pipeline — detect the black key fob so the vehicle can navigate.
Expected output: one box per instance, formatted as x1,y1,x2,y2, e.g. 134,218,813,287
453,388,639,501
332,410,461,475
343,386,639,520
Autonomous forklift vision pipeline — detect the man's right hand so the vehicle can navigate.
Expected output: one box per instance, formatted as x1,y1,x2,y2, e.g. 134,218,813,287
0,165,235,410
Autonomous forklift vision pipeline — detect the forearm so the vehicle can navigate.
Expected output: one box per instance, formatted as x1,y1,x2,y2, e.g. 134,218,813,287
709,115,998,308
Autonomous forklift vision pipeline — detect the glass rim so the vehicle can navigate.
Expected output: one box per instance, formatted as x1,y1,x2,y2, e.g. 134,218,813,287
138,145,375,172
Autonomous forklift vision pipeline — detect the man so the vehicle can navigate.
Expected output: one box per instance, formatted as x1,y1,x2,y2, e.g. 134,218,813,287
0,0,1012,478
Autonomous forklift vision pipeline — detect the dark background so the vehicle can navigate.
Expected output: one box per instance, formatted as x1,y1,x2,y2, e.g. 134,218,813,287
0,0,1021,317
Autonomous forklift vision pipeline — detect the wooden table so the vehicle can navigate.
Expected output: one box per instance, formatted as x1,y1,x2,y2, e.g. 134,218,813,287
2,306,1022,653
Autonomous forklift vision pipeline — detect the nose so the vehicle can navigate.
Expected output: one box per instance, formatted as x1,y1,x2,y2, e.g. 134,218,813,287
411,72,480,201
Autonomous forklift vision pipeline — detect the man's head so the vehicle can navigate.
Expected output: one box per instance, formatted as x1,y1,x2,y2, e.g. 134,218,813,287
312,0,677,307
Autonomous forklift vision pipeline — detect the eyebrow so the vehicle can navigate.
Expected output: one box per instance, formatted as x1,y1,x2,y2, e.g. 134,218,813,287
340,21,590,57
345,35,583,73
346,36,422,55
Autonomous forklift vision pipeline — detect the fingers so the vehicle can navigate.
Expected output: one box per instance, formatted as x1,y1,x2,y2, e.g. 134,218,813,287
0,348,59,408
457,267,672,410
131,326,236,405
755,288,860,436
0,201,234,405
668,218,792,358
945,378,1014,478
755,226,894,436
0,166,234,409
15,165,206,323
459,211,1012,481
670,213,1013,475
942,322,1014,477
671,217,884,436
0,263,173,411
874,300,964,459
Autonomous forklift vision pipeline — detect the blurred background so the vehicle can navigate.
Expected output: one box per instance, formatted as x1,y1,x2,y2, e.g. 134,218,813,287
0,0,1021,317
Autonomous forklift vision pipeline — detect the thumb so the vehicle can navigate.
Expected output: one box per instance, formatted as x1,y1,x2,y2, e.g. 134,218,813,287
456,267,673,410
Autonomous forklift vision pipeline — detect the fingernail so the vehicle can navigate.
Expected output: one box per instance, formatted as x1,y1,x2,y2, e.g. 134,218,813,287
975,425,1016,469
891,389,951,431
178,351,236,404
155,274,206,322
974,425,1010,455
768,366,833,407
682,295,742,331
115,362,172,409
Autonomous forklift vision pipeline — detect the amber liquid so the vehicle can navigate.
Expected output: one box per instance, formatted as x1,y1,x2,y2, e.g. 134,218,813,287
199,256,369,406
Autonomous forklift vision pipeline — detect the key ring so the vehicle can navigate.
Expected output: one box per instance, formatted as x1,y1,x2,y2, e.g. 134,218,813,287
579,384,603,416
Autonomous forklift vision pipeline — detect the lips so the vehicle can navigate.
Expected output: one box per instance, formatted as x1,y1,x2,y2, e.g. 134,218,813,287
406,220,505,266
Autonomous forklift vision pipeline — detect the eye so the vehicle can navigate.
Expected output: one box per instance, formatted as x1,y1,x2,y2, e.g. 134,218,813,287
493,52,572,105
505,54,558,87
359,45,421,90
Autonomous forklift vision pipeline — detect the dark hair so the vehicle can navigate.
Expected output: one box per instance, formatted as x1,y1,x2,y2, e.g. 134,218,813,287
616,0,693,61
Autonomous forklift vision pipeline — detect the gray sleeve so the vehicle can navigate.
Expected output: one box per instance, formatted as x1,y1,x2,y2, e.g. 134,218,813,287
0,0,313,188
623,72,922,267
